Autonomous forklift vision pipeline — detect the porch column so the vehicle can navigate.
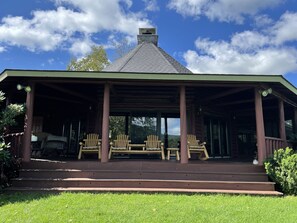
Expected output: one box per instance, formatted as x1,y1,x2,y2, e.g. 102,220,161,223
254,88,266,165
278,99,286,147
101,83,110,163
22,83,35,162
180,85,188,164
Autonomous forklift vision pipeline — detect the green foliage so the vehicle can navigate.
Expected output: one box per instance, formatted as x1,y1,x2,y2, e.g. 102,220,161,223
0,91,24,189
265,147,297,195
67,45,109,71
109,116,126,140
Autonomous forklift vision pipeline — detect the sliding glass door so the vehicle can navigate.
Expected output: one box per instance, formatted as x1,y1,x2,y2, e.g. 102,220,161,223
204,116,230,158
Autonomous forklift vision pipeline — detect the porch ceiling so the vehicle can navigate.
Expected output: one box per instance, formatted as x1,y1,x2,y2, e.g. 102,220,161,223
1,69,297,110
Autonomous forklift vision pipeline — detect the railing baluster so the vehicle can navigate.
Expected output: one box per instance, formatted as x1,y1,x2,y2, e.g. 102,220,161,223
265,137,285,158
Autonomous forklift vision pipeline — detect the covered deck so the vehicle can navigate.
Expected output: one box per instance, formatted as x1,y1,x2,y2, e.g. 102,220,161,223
2,70,297,165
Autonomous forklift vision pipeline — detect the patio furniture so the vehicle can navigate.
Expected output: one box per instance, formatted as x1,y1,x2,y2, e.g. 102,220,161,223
109,134,130,159
167,148,180,161
144,135,165,160
42,135,68,157
187,134,209,160
78,133,101,160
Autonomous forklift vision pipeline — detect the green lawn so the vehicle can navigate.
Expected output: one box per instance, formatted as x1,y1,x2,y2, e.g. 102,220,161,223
0,193,296,223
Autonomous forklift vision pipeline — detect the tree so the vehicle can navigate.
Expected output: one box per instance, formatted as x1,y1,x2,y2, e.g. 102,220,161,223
67,46,109,71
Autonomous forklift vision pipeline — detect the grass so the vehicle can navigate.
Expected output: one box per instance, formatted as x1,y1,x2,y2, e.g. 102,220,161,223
0,193,296,223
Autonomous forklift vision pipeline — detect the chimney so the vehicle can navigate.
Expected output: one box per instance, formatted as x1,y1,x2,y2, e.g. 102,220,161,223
137,28,158,46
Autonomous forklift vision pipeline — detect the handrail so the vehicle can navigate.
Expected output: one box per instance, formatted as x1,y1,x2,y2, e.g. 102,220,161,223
3,132,24,158
265,137,286,158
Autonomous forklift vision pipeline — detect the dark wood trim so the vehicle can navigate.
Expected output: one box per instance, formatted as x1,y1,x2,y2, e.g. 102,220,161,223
278,99,286,143
41,83,96,103
200,87,251,102
36,94,84,104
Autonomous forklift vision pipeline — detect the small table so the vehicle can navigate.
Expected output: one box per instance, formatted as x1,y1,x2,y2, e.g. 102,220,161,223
128,144,145,150
167,148,180,161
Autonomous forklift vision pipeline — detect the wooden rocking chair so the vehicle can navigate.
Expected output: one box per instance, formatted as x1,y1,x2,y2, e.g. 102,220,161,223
187,134,209,160
109,134,130,159
144,135,165,160
78,133,101,160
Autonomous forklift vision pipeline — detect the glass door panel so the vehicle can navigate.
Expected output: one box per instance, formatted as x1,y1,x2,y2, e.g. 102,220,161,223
130,115,157,143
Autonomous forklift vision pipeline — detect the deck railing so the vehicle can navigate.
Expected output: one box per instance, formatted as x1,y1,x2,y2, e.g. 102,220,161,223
4,132,24,158
265,137,286,158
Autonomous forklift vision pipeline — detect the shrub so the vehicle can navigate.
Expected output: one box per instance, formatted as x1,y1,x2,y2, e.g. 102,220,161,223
0,91,24,189
265,147,297,195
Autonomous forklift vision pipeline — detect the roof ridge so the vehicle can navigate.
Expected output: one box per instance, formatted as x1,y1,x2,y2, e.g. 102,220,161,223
150,43,179,73
157,47,192,74
117,44,143,72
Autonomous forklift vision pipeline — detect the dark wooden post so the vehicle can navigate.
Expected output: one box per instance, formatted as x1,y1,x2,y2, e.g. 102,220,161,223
294,107,297,134
254,88,266,165
22,83,35,162
190,105,196,134
180,85,188,164
278,99,286,146
101,83,110,163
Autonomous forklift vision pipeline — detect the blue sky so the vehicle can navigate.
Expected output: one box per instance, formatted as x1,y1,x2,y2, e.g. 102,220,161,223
0,0,297,87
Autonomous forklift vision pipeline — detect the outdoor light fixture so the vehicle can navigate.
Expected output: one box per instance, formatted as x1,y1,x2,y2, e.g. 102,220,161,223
259,88,272,97
17,84,31,93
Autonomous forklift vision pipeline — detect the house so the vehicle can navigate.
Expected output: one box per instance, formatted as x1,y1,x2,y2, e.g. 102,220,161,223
2,27,297,165
1,28,297,195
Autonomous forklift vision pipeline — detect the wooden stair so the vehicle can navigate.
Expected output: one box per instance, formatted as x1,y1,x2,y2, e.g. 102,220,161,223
6,159,282,196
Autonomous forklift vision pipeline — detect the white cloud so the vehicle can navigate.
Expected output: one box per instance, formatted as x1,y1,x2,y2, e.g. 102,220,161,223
184,12,297,75
143,0,160,11
0,46,6,52
0,0,152,54
69,37,95,57
168,0,282,23
272,12,297,45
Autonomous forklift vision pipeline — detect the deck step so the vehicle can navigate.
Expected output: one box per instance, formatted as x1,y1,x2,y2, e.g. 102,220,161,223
9,160,280,196
11,178,276,191
5,187,283,196
19,169,269,182
22,160,265,173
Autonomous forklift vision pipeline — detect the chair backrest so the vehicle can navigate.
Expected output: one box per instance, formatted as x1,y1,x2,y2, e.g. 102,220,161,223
114,134,129,148
84,134,100,147
145,135,161,148
187,134,199,146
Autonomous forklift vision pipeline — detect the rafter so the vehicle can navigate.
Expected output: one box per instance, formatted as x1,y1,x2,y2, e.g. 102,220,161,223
41,83,96,103
200,87,251,102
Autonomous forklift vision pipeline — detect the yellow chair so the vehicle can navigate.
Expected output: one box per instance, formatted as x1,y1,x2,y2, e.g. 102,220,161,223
144,135,165,160
187,134,209,160
78,133,101,160
109,134,130,159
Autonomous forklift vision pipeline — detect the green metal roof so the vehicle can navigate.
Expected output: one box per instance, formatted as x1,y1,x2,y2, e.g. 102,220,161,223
1,69,297,95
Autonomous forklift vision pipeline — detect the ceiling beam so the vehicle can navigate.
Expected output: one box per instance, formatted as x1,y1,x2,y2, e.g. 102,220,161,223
41,83,96,103
199,87,251,102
